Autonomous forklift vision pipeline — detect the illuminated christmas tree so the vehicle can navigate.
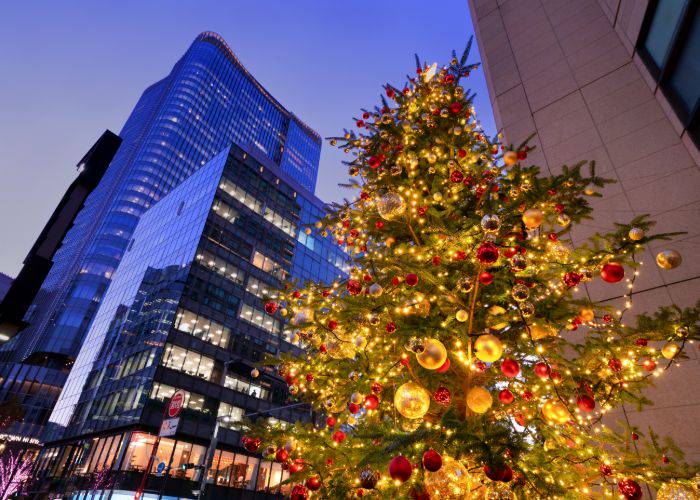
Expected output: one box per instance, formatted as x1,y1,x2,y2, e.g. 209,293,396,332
245,42,699,499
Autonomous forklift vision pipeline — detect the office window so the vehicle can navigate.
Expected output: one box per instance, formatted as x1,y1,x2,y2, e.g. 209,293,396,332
252,251,287,281
161,343,215,381
245,276,278,300
638,1,699,145
239,303,281,335
174,308,230,347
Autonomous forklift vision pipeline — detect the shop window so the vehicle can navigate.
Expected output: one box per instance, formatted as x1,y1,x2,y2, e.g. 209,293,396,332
121,433,156,472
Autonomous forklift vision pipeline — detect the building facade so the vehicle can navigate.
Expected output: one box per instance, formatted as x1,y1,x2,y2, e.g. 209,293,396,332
468,0,700,460
0,32,323,442
30,143,346,498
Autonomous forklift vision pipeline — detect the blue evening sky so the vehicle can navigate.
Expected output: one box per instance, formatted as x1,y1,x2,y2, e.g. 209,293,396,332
0,1,495,276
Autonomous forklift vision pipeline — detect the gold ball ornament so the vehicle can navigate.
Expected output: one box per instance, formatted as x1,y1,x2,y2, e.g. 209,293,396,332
424,456,481,499
656,482,699,500
628,227,645,241
466,386,493,414
376,192,406,220
503,151,518,166
522,208,544,229
579,307,595,322
485,482,518,500
416,338,448,370
456,309,469,322
656,250,682,270
542,400,571,424
474,334,504,362
662,342,680,360
368,283,383,297
394,382,431,419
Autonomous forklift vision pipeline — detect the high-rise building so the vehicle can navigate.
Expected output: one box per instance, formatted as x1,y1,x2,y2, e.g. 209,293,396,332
0,32,323,442
30,143,346,498
467,0,699,460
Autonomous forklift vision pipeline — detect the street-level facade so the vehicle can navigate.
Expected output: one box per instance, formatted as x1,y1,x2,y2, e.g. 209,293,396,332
31,143,347,498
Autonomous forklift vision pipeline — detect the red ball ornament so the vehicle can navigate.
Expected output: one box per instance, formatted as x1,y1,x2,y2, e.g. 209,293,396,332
371,381,383,394
328,320,338,331
501,358,520,378
326,416,336,427
242,437,261,452
347,280,362,295
437,358,451,373
319,344,327,353
264,301,279,314
449,101,462,114
576,394,595,412
356,120,365,128
363,273,372,282
477,242,499,264
391,276,400,286
474,360,487,372
631,432,639,441
276,449,290,462
432,255,441,266
386,322,396,333
332,430,346,443
306,373,314,383
348,403,360,414
368,156,381,169
522,391,533,402
422,449,442,472
635,338,648,346
292,290,302,299
291,484,309,500
601,262,624,283
289,459,304,473
608,358,622,372
364,394,379,410
479,271,494,285
502,247,517,258
642,358,656,371
306,476,322,491
499,389,514,404
599,463,612,476
450,170,464,183
563,272,582,288
457,148,467,158
389,455,413,482
405,273,419,287
434,386,452,406
617,479,642,500
484,463,511,482
534,362,551,379
375,221,384,229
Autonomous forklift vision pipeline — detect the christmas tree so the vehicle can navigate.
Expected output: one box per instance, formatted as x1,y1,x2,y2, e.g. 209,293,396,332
245,42,699,499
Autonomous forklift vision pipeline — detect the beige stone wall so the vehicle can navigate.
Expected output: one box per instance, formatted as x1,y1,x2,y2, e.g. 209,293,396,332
468,0,700,460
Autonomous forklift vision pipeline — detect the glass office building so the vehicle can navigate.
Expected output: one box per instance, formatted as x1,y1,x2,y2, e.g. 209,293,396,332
0,32,322,442
31,143,347,498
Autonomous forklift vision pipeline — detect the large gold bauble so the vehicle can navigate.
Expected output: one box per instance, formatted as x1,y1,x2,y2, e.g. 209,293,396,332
376,192,406,220
485,482,518,499
474,334,503,363
503,151,518,167
456,310,469,322
656,482,699,500
529,322,557,341
661,342,680,360
522,208,544,229
424,456,480,499
394,382,431,419
542,400,571,424
656,250,682,270
324,333,356,359
466,386,493,414
416,339,448,370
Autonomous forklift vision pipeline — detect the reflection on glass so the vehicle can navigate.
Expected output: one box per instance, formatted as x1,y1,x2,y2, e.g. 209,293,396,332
644,0,687,67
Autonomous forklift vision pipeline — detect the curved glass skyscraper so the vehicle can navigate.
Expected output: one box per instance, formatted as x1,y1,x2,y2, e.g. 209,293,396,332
0,32,322,440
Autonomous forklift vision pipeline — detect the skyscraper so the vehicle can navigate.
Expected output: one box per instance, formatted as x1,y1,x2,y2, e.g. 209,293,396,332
31,142,346,498
0,32,323,442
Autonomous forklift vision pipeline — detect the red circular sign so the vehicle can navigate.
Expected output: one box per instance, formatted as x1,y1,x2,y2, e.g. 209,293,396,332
168,390,185,418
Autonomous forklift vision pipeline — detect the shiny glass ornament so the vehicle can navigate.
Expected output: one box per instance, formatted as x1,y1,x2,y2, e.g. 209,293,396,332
474,334,503,362
427,152,437,164
405,337,426,353
556,213,571,227
456,309,469,322
389,164,403,176
394,382,431,419
542,399,571,424
376,192,406,220
511,284,529,301
457,276,474,293
466,386,493,413
481,214,501,232
520,302,535,317
661,343,680,359
628,227,645,241
522,208,543,229
550,243,570,262
511,255,528,271
656,250,682,270
424,456,480,499
416,338,448,369
368,283,383,297
503,151,518,166
656,482,698,500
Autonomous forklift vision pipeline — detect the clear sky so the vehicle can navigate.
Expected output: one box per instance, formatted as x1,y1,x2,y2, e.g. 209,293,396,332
0,1,495,277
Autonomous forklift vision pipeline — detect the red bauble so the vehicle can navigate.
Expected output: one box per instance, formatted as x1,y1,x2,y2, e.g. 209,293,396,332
477,242,499,264
601,262,624,283
449,101,462,114
291,484,309,500
242,437,261,452
599,463,612,476
501,358,520,378
563,272,583,288
347,280,362,295
499,389,514,404
642,358,656,371
502,246,518,258
549,370,562,383
306,476,322,491
457,148,467,158
576,394,595,412
371,381,383,394
363,273,372,282
368,156,381,169
348,403,360,414
328,320,338,330
422,449,442,472
332,430,346,443
386,322,397,333
364,394,379,410
608,358,622,372
356,120,365,128
450,170,464,183
405,273,419,287
375,220,384,229
479,271,494,285
293,290,302,299
474,360,487,372
437,358,451,373
635,338,648,346
522,391,533,401
484,463,512,482
389,455,413,482
264,301,278,314
617,479,642,499
326,416,336,427
534,362,551,379
276,449,289,462
631,433,639,441
434,386,452,406
289,459,304,473
306,373,314,383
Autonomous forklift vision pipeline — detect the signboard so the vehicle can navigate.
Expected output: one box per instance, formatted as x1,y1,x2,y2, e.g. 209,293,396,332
156,461,167,476
168,390,185,418
159,417,180,437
